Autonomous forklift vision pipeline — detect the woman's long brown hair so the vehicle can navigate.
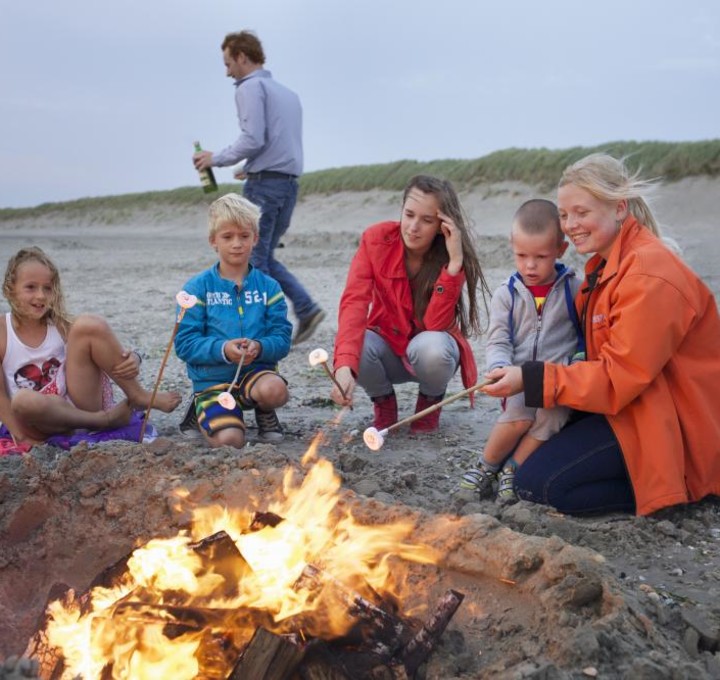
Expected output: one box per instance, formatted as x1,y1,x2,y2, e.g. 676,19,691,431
402,175,489,337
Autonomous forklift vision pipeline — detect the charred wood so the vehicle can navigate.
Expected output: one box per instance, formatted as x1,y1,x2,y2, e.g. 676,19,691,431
229,627,305,680
250,511,285,530
23,583,73,680
398,589,464,677
189,530,252,599
109,600,276,635
293,565,410,662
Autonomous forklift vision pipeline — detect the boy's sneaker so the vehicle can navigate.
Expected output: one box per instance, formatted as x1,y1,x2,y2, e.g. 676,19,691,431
178,397,202,439
293,308,326,345
460,464,496,499
497,460,518,505
255,408,284,442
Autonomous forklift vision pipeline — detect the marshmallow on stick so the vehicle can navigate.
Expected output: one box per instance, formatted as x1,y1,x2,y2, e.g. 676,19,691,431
139,291,198,442
308,347,348,400
218,347,247,410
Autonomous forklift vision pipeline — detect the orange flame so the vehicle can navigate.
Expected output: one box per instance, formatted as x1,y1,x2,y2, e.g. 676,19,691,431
42,454,439,678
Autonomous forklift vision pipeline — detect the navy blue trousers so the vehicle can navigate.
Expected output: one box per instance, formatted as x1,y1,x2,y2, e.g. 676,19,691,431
515,413,636,515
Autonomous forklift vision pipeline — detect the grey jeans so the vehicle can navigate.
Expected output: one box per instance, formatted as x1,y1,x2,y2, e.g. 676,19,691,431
357,330,460,398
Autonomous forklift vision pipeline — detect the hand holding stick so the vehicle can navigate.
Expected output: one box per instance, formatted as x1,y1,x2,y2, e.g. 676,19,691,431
363,378,494,451
218,347,247,410
308,347,348,400
139,291,198,442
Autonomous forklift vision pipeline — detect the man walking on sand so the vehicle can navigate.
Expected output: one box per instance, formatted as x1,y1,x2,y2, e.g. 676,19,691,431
193,30,325,345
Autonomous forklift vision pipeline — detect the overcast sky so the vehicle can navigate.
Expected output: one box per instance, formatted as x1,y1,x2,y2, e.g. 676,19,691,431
1,1,718,208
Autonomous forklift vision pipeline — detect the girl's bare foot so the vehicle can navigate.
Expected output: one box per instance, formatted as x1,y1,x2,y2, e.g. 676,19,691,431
130,389,182,413
153,390,182,413
104,400,133,430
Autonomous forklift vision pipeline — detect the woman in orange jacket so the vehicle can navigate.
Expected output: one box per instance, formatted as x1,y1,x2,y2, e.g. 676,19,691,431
482,154,720,515
331,175,489,432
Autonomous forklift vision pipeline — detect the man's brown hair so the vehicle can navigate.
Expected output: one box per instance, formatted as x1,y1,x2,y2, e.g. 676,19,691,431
221,31,265,64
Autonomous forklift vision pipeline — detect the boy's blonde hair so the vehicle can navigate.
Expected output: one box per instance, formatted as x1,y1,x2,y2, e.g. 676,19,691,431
208,193,261,237
559,153,660,237
3,247,73,337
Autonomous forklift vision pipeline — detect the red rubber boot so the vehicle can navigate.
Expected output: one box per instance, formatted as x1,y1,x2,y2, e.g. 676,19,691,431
410,392,444,433
372,392,398,430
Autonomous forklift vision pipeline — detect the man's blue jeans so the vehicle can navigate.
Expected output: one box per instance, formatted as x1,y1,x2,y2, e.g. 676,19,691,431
515,413,636,515
244,177,317,320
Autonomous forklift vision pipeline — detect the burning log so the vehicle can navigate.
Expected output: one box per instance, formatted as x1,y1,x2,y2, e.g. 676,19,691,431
24,583,77,680
298,646,352,679
249,511,285,530
397,589,464,677
229,627,305,679
109,601,275,632
294,564,409,660
86,530,250,602
298,644,410,680
293,588,463,679
189,530,252,599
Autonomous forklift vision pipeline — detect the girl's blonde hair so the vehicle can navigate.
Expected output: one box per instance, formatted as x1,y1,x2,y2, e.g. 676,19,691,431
559,153,661,237
401,175,490,337
2,247,73,336
208,193,261,237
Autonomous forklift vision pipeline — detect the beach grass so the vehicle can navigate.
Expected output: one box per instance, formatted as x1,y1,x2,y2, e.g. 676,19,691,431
2,139,719,220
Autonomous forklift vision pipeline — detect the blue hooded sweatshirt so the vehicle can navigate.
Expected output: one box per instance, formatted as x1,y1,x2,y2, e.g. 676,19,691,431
174,263,292,391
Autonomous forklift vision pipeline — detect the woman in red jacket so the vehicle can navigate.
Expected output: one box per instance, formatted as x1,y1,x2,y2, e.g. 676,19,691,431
482,154,720,515
331,175,489,432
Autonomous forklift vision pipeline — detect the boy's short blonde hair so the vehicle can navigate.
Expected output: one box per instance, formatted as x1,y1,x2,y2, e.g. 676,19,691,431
208,193,261,237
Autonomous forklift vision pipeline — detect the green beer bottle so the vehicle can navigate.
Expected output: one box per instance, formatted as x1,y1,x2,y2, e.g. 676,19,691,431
193,141,218,193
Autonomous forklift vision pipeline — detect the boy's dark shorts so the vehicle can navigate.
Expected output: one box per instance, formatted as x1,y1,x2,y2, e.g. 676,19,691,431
194,368,287,437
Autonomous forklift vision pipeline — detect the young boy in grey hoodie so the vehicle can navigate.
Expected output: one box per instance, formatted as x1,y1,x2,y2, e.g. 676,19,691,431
461,199,583,503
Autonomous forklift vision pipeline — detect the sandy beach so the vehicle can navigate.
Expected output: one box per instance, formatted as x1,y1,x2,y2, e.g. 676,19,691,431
0,177,719,678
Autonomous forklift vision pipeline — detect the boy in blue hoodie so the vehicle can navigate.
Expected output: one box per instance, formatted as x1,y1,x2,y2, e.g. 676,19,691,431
175,193,292,448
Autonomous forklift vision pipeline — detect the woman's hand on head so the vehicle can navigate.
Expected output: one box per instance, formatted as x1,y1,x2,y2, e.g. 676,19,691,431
331,365,355,407
438,210,464,275
481,366,524,398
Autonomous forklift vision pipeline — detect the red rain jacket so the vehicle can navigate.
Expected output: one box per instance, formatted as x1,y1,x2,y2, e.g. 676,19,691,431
334,221,478,394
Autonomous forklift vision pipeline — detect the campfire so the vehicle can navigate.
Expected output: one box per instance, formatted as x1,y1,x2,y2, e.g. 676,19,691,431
25,439,464,679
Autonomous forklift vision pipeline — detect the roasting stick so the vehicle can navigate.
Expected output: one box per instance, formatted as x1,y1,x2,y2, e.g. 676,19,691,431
217,347,247,410
363,378,495,451
139,291,198,442
308,347,348,400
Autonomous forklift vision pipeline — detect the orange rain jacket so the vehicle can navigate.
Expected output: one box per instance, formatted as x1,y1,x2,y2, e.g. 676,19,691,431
333,221,478,393
540,217,720,515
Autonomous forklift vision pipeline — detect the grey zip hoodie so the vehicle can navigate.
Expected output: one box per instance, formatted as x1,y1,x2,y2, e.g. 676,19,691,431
485,263,582,371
